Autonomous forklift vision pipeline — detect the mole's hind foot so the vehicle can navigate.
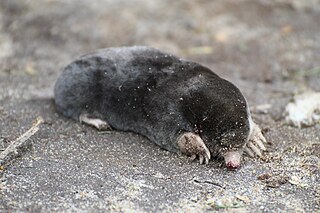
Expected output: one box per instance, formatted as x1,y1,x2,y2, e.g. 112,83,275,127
244,122,266,158
177,132,211,165
79,113,111,131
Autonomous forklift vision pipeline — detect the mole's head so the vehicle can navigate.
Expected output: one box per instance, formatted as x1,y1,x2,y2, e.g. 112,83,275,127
179,68,252,169
184,98,251,169
199,80,251,168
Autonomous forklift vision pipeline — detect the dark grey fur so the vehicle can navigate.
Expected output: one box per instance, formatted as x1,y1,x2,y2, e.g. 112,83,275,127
54,46,250,158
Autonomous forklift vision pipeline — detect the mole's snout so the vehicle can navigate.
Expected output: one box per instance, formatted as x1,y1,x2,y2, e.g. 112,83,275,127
226,161,240,170
224,151,241,170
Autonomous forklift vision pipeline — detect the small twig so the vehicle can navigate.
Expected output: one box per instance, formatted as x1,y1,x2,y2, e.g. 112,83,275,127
193,179,226,189
0,117,44,167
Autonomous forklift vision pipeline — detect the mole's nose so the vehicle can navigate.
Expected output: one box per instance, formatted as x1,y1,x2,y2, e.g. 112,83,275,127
226,161,240,170
224,150,241,170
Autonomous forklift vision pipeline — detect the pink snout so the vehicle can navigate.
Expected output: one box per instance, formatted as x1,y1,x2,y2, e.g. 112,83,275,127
224,151,241,170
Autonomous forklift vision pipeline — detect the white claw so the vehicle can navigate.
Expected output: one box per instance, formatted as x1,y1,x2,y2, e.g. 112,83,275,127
259,132,267,143
199,155,204,164
205,148,211,160
255,137,266,151
248,141,262,157
190,154,197,161
205,155,209,165
244,146,254,157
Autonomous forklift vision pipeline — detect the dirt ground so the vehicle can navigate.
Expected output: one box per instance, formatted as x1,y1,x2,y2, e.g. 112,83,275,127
0,0,319,212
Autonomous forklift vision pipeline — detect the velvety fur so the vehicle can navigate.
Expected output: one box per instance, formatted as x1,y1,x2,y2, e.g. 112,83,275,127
54,46,250,157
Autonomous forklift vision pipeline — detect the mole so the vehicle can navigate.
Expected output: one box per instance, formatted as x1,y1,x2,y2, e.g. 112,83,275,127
54,46,266,169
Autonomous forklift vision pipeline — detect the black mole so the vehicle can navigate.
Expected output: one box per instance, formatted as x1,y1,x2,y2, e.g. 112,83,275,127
54,46,266,169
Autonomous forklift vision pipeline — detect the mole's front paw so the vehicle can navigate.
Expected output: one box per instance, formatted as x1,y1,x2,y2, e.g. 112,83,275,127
244,122,266,158
177,132,211,165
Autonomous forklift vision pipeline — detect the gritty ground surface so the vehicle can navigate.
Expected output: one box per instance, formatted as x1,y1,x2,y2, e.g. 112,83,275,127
0,0,320,212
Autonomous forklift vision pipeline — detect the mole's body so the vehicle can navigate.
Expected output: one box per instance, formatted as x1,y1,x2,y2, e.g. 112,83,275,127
54,46,266,169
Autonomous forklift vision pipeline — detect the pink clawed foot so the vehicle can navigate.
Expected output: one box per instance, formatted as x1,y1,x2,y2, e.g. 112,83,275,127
177,132,211,165
244,122,267,158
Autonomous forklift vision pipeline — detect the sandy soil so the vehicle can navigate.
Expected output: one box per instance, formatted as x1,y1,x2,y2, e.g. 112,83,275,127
0,0,319,212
